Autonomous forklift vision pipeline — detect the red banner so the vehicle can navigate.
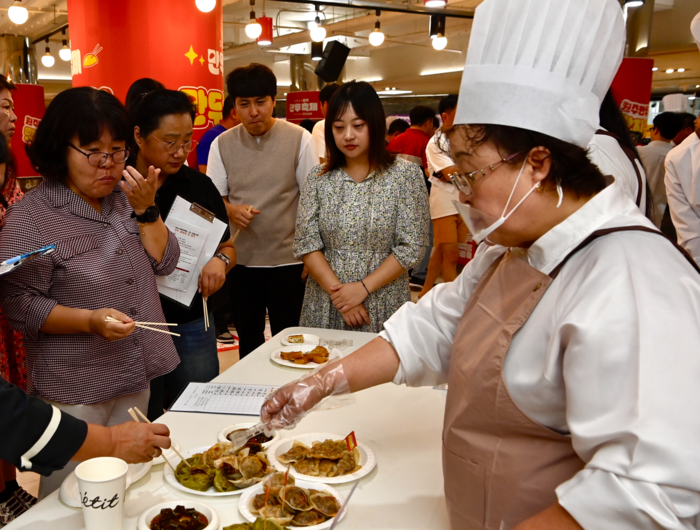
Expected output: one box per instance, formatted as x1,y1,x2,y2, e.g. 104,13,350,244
286,91,323,124
67,0,224,167
11,83,45,178
610,58,655,135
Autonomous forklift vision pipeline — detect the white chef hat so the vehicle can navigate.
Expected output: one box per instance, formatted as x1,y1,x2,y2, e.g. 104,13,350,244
454,0,625,148
662,94,689,114
691,11,700,52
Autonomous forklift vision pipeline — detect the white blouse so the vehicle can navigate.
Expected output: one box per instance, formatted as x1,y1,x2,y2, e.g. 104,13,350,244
380,182,700,529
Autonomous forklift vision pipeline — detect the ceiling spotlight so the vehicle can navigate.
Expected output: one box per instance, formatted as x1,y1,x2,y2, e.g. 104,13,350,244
41,39,54,67
368,10,384,46
424,0,446,7
429,14,446,39
310,5,326,42
195,0,217,12
624,0,644,6
257,16,273,46
245,0,262,39
666,69,674,73
311,40,323,60
432,35,447,50
652,67,658,71
8,0,28,25
678,68,686,73
59,39,71,61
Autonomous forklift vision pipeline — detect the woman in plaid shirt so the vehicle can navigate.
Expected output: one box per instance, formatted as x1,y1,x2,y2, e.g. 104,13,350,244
0,87,180,498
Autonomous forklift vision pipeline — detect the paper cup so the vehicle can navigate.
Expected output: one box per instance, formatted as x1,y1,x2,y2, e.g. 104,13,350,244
75,457,128,530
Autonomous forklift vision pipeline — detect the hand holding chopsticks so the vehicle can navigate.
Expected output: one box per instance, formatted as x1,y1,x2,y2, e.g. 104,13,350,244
127,406,190,472
105,315,180,337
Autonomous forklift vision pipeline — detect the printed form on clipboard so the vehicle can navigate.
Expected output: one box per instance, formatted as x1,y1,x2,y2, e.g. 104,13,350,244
157,196,228,308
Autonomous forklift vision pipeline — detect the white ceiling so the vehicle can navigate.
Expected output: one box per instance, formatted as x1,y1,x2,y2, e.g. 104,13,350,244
0,0,696,100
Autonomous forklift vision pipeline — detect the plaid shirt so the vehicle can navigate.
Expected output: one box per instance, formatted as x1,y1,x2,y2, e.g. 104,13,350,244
0,179,180,405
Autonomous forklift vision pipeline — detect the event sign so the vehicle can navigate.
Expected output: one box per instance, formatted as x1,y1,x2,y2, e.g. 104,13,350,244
286,91,324,124
610,58,655,136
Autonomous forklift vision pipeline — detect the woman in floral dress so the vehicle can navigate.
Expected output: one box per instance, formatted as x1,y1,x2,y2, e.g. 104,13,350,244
294,81,429,333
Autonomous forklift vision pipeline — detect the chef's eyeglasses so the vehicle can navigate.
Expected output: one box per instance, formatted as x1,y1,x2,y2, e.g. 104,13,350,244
69,144,130,167
150,135,198,155
448,151,522,195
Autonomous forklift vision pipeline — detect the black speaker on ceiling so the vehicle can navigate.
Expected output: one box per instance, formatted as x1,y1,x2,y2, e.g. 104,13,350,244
314,41,351,82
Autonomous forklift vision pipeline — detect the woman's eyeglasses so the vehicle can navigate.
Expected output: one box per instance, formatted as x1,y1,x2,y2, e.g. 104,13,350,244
69,144,130,167
149,135,198,155
448,151,522,195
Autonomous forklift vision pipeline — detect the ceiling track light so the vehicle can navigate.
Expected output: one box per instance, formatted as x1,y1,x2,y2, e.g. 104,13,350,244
58,28,71,62
311,40,323,61
624,0,645,7
41,38,54,67
424,0,447,7
369,9,385,46
310,5,326,43
257,15,273,46
245,0,262,39
429,14,446,39
8,0,28,25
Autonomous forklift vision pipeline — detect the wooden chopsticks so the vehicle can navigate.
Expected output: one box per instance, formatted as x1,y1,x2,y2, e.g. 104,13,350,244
231,205,253,244
200,265,209,331
128,406,191,470
105,316,180,337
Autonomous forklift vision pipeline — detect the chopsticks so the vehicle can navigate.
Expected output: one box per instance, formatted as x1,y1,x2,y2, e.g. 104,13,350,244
200,265,209,331
105,316,180,337
231,205,253,244
128,406,191,470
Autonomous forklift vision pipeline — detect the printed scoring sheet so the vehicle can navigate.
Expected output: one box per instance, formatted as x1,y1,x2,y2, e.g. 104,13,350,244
169,382,279,415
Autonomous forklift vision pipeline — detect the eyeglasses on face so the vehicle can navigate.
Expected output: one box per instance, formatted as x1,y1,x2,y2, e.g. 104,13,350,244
448,151,522,195
69,144,130,167
149,135,198,155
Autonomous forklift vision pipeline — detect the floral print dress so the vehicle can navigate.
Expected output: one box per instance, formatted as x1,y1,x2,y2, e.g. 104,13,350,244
0,168,25,389
294,157,430,333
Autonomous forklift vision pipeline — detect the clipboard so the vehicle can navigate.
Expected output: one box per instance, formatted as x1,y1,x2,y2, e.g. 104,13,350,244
157,196,227,308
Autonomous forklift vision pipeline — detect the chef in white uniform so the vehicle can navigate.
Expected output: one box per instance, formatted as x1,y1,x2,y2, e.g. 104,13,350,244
665,11,700,265
263,1,700,529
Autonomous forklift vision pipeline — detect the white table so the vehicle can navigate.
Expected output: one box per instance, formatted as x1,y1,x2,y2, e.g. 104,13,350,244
7,327,449,529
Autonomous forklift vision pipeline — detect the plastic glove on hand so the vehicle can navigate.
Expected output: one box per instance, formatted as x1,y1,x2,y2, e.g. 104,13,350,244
261,360,350,431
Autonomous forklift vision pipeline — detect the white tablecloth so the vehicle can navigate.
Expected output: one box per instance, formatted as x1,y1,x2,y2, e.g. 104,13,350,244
7,327,449,529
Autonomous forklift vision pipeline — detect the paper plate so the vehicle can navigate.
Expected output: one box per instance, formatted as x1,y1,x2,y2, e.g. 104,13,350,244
152,440,181,466
238,479,346,530
59,460,153,508
217,422,281,447
280,333,320,347
270,345,340,369
267,432,376,484
137,500,219,530
163,445,271,497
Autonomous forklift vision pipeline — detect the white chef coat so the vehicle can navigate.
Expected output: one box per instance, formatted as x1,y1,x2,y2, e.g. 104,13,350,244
206,123,319,198
426,131,460,220
380,181,700,529
665,133,700,266
639,140,674,226
312,119,325,160
588,129,647,212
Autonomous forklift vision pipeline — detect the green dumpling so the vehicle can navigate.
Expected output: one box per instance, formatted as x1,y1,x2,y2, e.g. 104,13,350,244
179,468,214,492
214,469,236,492
222,524,253,530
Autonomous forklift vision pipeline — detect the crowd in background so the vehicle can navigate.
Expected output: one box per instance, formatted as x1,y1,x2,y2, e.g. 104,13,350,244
0,55,699,523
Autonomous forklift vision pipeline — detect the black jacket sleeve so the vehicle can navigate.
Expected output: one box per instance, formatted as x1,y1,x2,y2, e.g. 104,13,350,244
0,378,88,476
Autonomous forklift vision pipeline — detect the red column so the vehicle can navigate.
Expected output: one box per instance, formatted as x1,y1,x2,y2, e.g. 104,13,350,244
610,58,655,138
67,0,224,166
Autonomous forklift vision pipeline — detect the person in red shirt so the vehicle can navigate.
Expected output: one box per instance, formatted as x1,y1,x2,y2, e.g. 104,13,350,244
387,106,437,177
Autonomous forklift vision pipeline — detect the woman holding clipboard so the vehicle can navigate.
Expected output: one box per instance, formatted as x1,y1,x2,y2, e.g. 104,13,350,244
128,89,236,419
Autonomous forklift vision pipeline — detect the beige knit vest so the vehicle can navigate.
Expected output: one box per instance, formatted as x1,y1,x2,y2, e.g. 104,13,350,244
218,120,304,266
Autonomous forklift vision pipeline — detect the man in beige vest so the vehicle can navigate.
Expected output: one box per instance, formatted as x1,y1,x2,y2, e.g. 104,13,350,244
206,64,319,357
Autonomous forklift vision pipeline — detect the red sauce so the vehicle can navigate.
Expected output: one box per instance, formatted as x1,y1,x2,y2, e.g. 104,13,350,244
149,505,208,530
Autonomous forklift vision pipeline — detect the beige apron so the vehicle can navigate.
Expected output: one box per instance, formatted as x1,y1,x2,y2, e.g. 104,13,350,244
442,226,699,530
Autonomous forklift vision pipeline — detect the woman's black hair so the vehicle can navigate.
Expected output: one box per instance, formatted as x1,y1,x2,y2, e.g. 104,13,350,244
26,87,131,180
129,89,196,157
324,81,395,174
125,78,165,117
449,124,607,198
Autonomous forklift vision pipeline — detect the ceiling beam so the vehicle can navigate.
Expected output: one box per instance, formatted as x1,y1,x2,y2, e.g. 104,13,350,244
273,0,474,18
